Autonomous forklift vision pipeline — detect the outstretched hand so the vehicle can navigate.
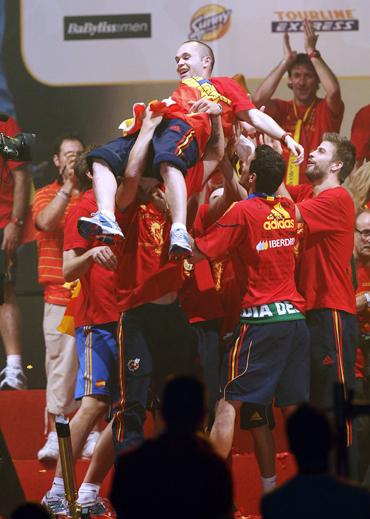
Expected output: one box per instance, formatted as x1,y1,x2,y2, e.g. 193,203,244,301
283,32,297,67
285,135,304,163
303,19,319,54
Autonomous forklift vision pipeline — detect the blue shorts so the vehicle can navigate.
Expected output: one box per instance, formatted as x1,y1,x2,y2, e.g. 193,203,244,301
221,320,310,407
87,118,199,180
75,322,118,401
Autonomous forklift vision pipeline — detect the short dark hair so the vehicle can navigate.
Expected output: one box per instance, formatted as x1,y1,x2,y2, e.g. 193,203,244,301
323,132,356,182
53,133,85,155
288,53,319,82
250,145,286,195
73,146,97,192
182,40,215,71
287,404,332,473
161,375,206,435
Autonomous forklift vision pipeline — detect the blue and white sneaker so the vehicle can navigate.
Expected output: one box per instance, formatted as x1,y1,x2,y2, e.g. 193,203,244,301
78,211,124,242
80,497,112,516
41,492,69,515
169,227,192,260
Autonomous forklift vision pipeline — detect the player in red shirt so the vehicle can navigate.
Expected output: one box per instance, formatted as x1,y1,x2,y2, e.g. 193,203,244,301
278,132,357,451
191,145,309,494
353,209,370,481
351,104,370,169
253,20,343,185
78,40,304,259
0,116,30,390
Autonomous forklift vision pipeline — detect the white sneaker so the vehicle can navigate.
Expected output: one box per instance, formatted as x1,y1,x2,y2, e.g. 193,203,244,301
81,431,100,459
0,366,27,390
38,431,59,461
41,491,69,515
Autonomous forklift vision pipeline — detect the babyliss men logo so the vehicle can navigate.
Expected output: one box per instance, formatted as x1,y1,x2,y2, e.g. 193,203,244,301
263,202,295,231
189,4,232,41
64,14,151,40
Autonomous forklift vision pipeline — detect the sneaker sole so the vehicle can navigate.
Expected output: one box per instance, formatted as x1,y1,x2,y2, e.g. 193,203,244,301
169,246,192,261
78,218,124,239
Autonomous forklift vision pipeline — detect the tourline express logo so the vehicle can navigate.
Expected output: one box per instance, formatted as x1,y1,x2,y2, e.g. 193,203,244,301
189,4,232,41
271,8,359,32
64,14,151,40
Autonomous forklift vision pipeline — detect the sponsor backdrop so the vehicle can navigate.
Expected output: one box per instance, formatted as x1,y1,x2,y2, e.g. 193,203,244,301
21,0,369,85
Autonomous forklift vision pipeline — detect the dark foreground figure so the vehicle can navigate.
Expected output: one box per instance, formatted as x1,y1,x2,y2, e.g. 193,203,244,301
261,404,370,519
110,375,233,519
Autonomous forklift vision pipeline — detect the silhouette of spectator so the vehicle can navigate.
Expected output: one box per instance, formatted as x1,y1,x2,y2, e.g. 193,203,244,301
110,375,233,519
261,404,370,519
11,502,51,519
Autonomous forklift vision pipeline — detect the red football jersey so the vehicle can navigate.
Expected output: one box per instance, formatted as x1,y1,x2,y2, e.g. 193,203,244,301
0,117,26,228
355,261,370,335
351,104,370,163
297,186,356,313
195,196,305,311
273,98,344,185
63,190,125,327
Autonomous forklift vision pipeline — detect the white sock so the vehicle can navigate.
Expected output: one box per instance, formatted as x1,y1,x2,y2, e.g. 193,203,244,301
6,355,22,369
261,474,277,493
50,476,65,497
78,482,101,505
171,222,186,232
101,210,116,222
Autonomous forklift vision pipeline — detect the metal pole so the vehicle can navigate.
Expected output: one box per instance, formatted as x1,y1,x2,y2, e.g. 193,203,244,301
55,415,81,519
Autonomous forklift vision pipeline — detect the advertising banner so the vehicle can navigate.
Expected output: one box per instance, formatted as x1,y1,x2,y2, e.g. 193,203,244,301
21,0,370,85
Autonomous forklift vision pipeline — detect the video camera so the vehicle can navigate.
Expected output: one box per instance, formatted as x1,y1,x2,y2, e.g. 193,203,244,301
0,112,35,162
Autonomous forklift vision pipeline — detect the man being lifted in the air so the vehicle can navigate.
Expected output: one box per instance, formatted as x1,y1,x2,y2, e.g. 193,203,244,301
78,40,304,259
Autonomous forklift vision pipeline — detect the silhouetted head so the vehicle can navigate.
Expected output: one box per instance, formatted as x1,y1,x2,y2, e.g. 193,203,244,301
287,404,333,474
249,144,286,195
161,375,206,435
11,502,51,519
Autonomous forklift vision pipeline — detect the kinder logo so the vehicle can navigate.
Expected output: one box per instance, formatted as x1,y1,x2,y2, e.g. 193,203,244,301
271,9,359,32
263,203,295,231
189,4,232,41
64,14,151,40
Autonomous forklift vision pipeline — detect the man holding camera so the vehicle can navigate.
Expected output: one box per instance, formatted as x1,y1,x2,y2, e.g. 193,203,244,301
0,115,31,390
32,134,91,461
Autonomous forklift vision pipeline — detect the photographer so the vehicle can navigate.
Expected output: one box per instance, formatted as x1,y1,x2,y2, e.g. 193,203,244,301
32,134,99,462
0,114,31,390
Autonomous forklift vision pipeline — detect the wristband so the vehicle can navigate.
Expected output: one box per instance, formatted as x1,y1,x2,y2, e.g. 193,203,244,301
365,293,370,308
57,189,71,201
216,102,223,115
10,215,24,227
280,132,292,146
308,50,321,60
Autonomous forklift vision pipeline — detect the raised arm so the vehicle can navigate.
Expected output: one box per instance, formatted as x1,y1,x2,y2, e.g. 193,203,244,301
116,107,163,211
252,33,297,117
35,155,78,232
243,108,304,163
303,20,342,116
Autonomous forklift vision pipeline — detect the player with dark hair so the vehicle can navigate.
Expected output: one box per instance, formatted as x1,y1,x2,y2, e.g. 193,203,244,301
253,20,343,185
190,144,310,493
278,132,357,454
